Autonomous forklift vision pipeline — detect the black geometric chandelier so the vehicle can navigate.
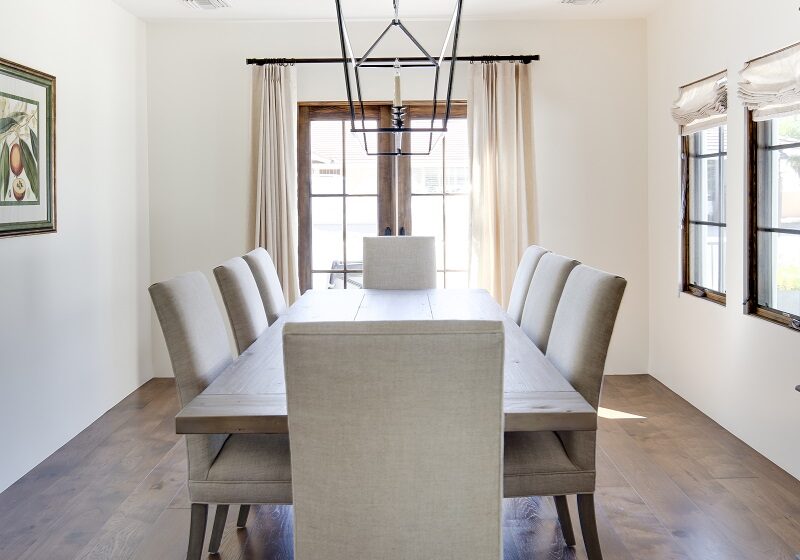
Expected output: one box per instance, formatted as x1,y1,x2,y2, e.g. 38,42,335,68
333,0,464,156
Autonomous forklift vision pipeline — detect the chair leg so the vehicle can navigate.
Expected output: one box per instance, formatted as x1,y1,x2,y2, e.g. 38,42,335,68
237,504,251,528
554,495,576,547
187,503,208,560
208,504,229,554
577,493,603,560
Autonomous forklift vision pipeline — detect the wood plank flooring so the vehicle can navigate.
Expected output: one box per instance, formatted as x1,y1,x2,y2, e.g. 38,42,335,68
1,375,798,559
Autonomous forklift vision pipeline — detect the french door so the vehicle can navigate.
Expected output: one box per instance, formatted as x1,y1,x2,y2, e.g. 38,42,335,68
297,102,469,293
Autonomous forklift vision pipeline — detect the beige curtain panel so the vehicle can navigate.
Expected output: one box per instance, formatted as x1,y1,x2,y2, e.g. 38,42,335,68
671,72,727,135
252,64,300,304
468,62,537,307
739,42,800,121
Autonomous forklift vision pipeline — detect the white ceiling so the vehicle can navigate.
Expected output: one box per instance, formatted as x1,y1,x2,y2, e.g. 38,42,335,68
112,0,664,21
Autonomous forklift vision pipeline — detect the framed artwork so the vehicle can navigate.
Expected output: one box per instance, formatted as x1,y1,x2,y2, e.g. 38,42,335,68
0,57,55,238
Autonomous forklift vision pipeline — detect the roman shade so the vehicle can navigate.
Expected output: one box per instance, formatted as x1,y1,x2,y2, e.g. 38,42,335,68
739,42,800,121
671,71,727,135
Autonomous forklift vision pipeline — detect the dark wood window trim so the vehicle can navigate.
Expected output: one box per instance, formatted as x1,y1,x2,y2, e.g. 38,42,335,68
681,128,727,306
745,110,800,332
297,101,468,293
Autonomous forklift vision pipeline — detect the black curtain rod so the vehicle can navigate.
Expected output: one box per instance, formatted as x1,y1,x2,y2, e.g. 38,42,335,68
246,54,539,66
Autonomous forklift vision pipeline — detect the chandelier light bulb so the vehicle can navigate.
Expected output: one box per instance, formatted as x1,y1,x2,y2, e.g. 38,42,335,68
393,59,402,107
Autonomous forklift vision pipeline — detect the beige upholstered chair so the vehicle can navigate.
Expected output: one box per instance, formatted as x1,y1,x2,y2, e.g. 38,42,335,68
284,320,505,560
504,265,627,560
213,257,269,354
520,253,580,353
362,236,437,289
507,245,549,324
150,273,291,560
242,247,287,324
212,257,274,530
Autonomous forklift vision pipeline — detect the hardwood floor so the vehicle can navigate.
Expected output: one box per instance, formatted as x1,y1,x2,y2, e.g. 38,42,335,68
1,375,798,559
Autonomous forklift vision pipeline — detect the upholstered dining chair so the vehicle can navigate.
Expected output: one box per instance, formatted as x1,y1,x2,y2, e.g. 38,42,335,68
150,272,292,560
504,265,627,560
242,247,288,325
213,257,273,529
362,236,437,289
519,253,580,353
507,245,549,324
213,257,269,354
283,320,505,560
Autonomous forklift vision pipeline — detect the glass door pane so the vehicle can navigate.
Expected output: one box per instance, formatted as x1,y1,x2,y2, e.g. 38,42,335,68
309,118,378,289
408,117,471,287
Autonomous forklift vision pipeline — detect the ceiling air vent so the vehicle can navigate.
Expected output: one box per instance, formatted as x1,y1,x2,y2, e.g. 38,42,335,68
183,0,230,9
561,0,601,4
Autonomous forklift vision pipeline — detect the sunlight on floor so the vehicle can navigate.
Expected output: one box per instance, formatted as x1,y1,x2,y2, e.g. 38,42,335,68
598,407,646,420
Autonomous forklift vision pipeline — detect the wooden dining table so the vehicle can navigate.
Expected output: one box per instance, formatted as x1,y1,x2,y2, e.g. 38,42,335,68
175,288,597,435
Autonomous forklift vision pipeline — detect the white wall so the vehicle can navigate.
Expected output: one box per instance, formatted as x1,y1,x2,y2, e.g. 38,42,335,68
648,0,800,478
147,18,649,377
0,0,150,492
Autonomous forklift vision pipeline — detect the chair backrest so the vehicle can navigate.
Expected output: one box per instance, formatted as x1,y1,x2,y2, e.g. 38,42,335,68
362,236,436,289
284,320,505,560
520,253,580,352
149,272,231,479
243,247,288,325
546,265,627,409
213,257,269,354
507,245,549,324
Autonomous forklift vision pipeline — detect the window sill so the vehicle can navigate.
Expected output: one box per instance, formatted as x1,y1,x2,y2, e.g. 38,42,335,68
682,286,726,306
746,306,800,333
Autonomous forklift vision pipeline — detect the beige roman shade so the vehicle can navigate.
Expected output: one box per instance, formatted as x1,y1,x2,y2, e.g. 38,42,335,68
739,42,800,121
671,71,728,135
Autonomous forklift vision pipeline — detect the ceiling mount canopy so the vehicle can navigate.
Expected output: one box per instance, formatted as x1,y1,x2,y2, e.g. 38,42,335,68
334,0,464,156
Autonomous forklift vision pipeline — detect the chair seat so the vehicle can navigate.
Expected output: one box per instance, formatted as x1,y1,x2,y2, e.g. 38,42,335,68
189,434,292,505
503,431,595,498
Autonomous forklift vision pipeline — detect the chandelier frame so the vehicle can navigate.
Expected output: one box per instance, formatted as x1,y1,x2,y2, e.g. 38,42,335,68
333,0,465,156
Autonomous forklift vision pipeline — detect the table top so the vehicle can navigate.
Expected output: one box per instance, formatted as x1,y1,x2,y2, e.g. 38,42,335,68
175,289,597,434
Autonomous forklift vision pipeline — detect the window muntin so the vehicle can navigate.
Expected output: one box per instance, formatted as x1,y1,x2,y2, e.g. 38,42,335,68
752,114,800,323
684,125,727,301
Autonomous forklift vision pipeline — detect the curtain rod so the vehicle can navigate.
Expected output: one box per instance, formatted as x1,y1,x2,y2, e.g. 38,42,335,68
246,54,539,66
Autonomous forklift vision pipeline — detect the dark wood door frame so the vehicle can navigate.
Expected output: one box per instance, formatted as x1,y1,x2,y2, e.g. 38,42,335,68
296,101,467,293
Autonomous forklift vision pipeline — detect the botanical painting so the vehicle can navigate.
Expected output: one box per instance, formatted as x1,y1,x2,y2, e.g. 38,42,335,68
0,93,40,205
0,58,55,237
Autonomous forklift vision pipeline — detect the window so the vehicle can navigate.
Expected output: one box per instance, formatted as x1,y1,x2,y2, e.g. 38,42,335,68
304,115,380,291
682,125,727,304
404,118,471,288
297,102,469,293
747,113,800,328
